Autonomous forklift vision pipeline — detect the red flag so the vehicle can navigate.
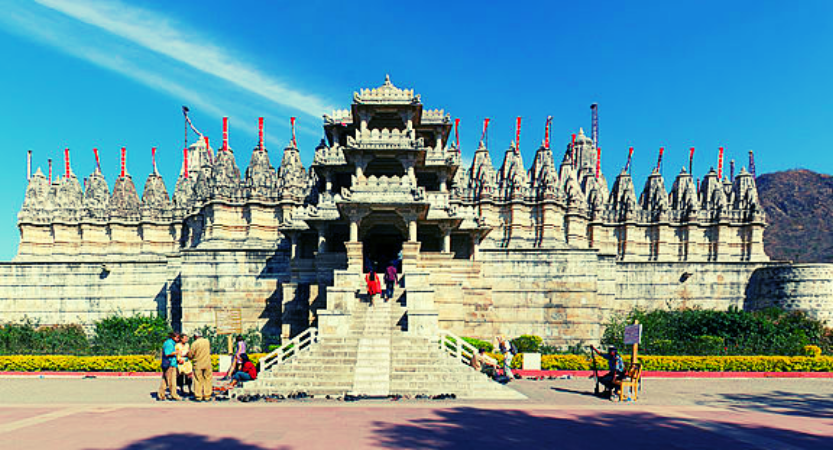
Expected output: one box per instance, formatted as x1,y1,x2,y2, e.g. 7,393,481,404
657,147,664,172
152,147,157,174
291,117,297,147
258,117,264,150
64,148,70,179
624,147,634,173
93,148,101,172
204,136,213,165
454,118,460,151
120,147,126,178
222,117,229,151
571,134,576,168
48,159,52,183
718,147,724,179
515,117,521,154
183,147,189,178
481,118,490,144
544,116,552,149
596,147,601,179
689,147,695,174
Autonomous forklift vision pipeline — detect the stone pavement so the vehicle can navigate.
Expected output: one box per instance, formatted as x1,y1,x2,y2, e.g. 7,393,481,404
0,377,831,449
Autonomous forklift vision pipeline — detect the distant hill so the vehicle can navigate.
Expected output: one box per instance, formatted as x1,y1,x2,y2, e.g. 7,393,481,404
758,169,833,263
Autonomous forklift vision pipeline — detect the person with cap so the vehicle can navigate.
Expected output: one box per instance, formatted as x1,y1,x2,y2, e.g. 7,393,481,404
188,330,213,401
591,345,625,398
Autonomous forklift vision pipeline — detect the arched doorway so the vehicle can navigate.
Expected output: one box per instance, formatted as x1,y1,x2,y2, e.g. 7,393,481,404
360,211,406,272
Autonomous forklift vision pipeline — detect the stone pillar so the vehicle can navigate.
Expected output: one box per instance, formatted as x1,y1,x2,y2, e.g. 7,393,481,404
441,224,451,253
345,241,363,274
290,233,298,259
473,234,481,261
439,173,448,192
350,220,359,242
408,220,418,242
317,226,327,253
325,173,332,194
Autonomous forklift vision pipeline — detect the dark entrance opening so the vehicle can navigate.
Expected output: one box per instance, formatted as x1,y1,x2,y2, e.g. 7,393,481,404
365,158,405,178
362,224,404,273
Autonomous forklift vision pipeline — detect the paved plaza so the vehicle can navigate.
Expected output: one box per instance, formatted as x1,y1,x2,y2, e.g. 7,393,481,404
0,377,831,449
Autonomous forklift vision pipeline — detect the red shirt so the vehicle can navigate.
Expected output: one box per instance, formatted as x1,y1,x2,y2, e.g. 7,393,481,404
241,361,257,380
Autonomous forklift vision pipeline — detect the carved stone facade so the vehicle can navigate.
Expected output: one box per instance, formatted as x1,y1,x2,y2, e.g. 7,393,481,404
6,77,810,343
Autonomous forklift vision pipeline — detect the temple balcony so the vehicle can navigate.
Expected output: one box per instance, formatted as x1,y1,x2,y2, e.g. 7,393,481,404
339,174,427,204
347,128,424,151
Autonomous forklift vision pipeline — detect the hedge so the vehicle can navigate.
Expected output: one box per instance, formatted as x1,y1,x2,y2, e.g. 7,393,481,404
0,354,266,372
2,353,832,373
488,353,833,372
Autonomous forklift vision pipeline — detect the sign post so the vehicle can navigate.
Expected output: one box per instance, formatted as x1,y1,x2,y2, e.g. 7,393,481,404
623,321,642,366
215,308,243,355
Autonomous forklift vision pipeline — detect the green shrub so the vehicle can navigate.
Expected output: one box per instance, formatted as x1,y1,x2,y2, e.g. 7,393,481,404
91,314,171,355
193,325,277,354
602,307,832,356
462,337,493,352
0,320,90,355
511,335,543,353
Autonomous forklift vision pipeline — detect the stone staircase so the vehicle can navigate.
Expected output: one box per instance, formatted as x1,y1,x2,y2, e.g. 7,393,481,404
240,257,524,400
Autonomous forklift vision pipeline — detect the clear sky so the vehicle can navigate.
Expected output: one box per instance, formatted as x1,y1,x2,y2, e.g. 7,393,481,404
0,0,831,260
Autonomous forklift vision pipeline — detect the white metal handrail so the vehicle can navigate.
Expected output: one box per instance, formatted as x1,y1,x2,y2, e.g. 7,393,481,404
438,329,498,367
259,327,318,372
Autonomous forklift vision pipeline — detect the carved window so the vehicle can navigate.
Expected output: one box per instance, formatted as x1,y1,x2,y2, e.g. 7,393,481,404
676,228,689,261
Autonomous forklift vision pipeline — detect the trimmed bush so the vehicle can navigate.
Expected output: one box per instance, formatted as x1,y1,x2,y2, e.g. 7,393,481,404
511,335,543,353
92,315,171,355
0,353,266,372
462,337,493,352
603,306,832,356
0,321,89,356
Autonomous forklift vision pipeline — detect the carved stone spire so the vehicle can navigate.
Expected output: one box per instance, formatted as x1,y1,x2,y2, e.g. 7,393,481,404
568,128,596,175
83,169,109,220
700,168,727,211
19,168,50,222
210,145,242,199
110,173,141,220
732,167,762,218
639,169,669,212
277,141,307,202
467,141,496,200
582,173,608,215
497,141,528,200
245,144,277,199
54,172,84,221
609,170,639,221
141,173,171,219
528,143,559,200
670,167,698,218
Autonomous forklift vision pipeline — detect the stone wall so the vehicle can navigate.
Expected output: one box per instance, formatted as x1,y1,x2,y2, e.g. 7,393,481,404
745,263,833,326
0,260,172,329
614,261,771,312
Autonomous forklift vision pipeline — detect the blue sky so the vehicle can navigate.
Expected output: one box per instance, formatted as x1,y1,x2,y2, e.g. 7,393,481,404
0,0,831,260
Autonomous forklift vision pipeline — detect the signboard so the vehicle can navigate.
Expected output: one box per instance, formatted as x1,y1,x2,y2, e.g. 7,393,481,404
623,324,643,345
215,308,242,335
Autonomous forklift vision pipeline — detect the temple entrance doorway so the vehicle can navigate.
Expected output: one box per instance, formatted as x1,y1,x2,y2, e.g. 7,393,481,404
361,212,406,273
362,225,403,273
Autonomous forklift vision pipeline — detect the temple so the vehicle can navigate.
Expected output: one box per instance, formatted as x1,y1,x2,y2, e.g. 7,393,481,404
7,76,775,347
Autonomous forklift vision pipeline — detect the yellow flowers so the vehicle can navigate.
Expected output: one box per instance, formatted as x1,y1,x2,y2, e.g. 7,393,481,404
0,354,265,372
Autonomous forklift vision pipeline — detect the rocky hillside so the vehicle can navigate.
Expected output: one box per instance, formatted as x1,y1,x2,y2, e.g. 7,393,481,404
758,169,833,263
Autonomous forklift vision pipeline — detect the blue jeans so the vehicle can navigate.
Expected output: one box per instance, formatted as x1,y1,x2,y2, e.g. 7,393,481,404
385,281,395,299
233,372,252,383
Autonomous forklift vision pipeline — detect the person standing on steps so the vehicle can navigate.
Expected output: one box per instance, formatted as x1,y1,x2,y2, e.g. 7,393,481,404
383,261,398,302
188,330,213,402
496,335,517,380
366,267,382,306
157,332,181,401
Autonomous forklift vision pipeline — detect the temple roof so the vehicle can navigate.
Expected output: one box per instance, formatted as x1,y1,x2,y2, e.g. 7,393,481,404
353,75,420,105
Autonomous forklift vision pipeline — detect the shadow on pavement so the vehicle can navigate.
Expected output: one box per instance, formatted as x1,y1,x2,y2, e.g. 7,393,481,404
371,407,832,449
705,390,833,419
88,433,290,450
550,386,603,398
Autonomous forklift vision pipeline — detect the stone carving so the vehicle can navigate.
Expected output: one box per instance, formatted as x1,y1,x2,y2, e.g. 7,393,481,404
467,142,497,201
497,142,528,201
245,146,278,199
110,174,141,220
639,169,669,220
210,149,242,199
